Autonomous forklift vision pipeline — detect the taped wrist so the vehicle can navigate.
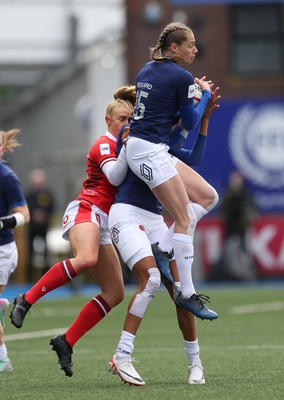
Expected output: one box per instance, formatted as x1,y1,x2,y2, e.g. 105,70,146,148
0,212,25,230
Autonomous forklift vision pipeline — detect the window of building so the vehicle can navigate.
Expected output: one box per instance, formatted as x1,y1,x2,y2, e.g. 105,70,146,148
231,4,283,74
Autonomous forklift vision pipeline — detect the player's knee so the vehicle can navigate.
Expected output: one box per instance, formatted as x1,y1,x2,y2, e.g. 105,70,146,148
76,254,98,272
206,186,219,212
147,267,161,296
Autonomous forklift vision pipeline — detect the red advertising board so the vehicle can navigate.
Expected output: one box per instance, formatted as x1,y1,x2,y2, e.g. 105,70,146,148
196,216,284,278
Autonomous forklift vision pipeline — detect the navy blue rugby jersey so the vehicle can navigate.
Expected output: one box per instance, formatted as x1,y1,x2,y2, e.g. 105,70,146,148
130,59,211,144
0,162,27,245
115,125,207,215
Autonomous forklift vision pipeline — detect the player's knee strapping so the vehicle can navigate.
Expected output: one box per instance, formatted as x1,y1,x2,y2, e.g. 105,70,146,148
187,203,198,236
129,268,161,318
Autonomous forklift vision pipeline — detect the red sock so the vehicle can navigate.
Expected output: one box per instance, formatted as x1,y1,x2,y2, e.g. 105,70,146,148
25,260,77,304
65,295,111,347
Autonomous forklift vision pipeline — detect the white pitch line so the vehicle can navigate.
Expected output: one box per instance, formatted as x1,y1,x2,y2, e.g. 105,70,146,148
6,343,284,355
5,328,68,341
231,301,284,314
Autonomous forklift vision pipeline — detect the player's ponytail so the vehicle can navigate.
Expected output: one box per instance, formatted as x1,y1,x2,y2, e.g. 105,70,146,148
0,129,22,162
113,85,136,107
105,85,136,117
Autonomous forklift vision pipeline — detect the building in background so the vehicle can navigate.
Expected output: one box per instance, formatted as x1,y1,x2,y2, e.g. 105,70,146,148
0,0,126,213
0,0,127,282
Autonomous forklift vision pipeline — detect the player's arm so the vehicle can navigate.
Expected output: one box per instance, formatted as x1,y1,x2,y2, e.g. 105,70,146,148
0,204,30,230
169,135,206,166
176,71,211,131
198,85,221,136
99,131,129,186
101,148,127,186
0,177,30,230
169,86,220,166
169,126,188,150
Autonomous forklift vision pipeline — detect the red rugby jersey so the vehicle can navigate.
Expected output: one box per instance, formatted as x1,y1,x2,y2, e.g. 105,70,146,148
77,132,117,215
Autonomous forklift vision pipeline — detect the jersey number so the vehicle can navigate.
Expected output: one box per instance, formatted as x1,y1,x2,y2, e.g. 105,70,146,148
133,90,149,120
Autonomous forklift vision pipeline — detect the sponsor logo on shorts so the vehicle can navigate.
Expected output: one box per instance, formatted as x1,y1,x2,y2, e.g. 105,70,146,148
63,215,69,225
140,163,153,181
111,227,120,244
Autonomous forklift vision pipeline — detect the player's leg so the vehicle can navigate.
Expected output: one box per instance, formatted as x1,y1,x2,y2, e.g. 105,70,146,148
151,244,218,320
0,242,18,372
10,200,100,328
108,209,160,385
10,220,99,328
158,161,218,253
151,245,205,384
176,160,219,217
0,289,13,373
50,241,124,377
109,256,160,386
162,265,205,384
127,138,206,305
176,308,205,384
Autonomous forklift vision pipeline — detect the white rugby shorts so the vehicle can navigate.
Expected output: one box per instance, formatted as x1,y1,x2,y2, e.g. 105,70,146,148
109,203,168,270
0,241,18,285
126,136,178,189
62,200,112,245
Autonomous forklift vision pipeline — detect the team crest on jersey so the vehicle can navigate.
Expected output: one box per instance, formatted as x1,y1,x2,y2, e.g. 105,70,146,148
229,103,284,189
100,143,110,155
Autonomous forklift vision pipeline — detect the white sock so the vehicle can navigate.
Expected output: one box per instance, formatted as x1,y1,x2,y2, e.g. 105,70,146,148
116,330,135,358
185,339,200,365
172,233,195,298
0,343,7,361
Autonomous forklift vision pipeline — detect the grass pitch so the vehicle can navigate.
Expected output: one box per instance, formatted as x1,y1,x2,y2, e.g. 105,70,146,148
2,284,284,400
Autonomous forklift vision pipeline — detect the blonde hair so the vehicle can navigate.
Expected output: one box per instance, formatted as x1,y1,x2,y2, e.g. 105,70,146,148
105,85,136,116
0,129,21,161
150,22,193,61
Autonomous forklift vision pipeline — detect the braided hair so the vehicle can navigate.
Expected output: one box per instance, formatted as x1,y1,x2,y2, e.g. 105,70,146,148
149,22,193,61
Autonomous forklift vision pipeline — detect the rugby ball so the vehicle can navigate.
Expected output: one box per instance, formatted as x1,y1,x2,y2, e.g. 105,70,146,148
193,84,202,106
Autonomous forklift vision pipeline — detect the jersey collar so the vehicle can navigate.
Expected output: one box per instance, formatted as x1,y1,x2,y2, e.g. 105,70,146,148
105,131,117,142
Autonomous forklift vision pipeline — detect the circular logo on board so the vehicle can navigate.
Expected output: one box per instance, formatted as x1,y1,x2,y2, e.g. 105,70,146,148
228,103,284,189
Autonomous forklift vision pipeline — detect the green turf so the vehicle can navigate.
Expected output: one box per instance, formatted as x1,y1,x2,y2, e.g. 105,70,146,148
2,286,284,400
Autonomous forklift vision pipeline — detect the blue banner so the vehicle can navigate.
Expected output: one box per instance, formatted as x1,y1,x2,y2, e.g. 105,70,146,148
187,99,284,214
